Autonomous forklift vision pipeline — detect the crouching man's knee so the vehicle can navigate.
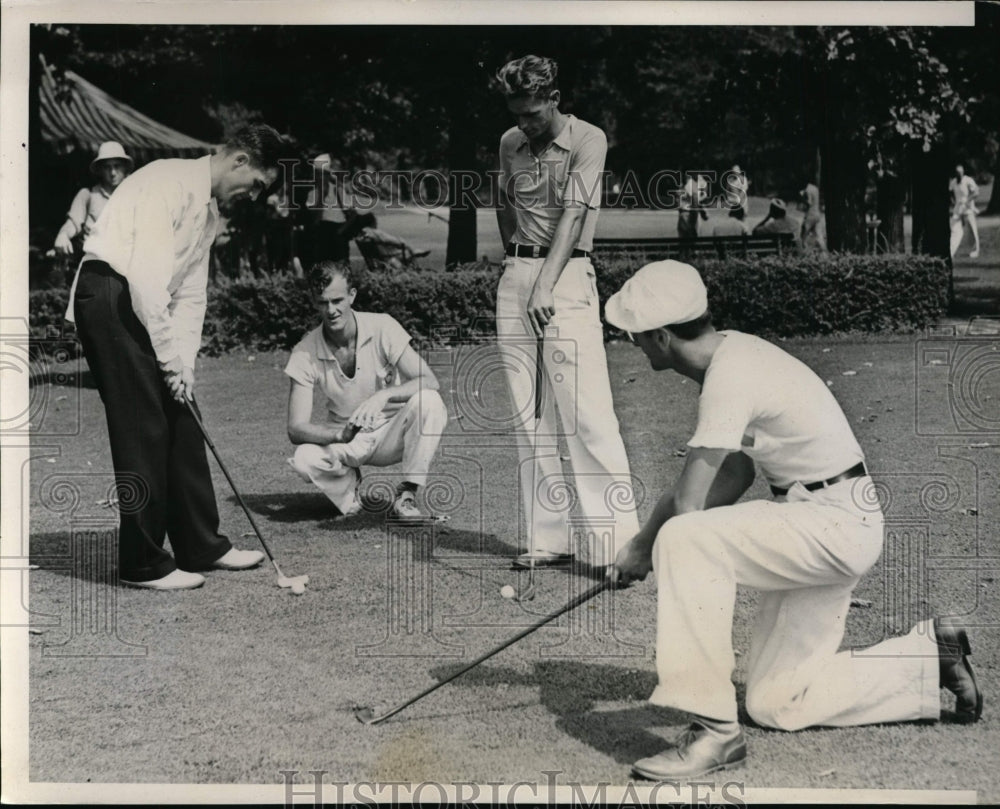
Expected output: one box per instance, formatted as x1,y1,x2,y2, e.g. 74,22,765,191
289,443,327,480
412,388,447,432
654,512,711,566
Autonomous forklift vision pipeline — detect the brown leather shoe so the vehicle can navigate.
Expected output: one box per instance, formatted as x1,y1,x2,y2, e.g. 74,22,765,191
632,723,746,780
935,617,983,723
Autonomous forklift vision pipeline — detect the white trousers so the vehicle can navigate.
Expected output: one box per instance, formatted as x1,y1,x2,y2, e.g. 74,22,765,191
496,256,640,559
288,390,447,513
650,477,941,728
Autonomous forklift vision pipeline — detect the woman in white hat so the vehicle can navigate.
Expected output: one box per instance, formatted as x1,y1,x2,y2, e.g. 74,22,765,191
53,141,133,255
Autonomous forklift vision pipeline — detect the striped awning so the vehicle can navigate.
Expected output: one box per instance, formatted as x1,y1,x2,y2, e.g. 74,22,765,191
39,55,214,163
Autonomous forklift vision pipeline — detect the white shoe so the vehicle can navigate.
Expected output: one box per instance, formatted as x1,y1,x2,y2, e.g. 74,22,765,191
337,497,363,518
212,548,265,570
969,249,980,258
121,569,205,590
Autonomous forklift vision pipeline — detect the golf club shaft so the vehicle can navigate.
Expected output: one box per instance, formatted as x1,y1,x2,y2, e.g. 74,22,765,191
534,335,543,421
184,398,278,566
366,579,611,724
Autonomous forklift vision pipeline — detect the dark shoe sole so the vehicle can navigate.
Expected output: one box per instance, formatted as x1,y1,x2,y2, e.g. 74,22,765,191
936,620,984,723
953,628,984,723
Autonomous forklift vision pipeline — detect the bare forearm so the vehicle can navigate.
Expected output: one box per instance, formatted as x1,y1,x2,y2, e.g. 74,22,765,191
497,203,517,247
534,208,586,292
384,374,438,404
288,421,349,446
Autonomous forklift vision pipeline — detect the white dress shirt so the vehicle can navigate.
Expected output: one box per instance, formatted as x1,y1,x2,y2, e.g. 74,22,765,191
67,155,219,369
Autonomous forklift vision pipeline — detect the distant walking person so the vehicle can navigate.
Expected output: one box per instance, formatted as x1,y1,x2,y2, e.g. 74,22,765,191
724,163,750,219
53,141,133,257
678,174,709,238
949,164,980,259
495,54,640,569
67,125,290,590
799,181,826,252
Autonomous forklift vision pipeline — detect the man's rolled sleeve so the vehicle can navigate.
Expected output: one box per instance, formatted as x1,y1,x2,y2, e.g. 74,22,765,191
379,315,412,366
283,349,317,389
563,128,607,209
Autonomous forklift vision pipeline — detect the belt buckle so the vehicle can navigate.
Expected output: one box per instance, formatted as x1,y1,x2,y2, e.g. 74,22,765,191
531,245,541,258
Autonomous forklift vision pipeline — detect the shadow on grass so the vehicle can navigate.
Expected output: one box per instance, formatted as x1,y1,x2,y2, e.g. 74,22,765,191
422,659,691,764
234,492,518,557
950,261,1000,318
30,530,115,586
233,492,356,523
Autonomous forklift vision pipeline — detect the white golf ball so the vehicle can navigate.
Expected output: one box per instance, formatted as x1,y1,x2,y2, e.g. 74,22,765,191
500,584,516,599
291,582,305,595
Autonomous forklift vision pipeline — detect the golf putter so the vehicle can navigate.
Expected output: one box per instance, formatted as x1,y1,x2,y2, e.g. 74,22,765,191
355,578,611,725
185,398,309,593
516,334,545,604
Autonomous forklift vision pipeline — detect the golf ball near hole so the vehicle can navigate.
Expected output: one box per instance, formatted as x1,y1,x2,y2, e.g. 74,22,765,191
291,582,305,595
500,584,516,599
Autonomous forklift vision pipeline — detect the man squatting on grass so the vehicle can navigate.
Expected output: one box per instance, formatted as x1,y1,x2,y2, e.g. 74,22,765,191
285,262,447,520
67,125,291,591
604,260,983,781
495,55,639,569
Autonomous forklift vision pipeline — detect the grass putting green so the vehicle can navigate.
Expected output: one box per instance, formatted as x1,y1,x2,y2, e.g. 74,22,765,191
26,336,1000,797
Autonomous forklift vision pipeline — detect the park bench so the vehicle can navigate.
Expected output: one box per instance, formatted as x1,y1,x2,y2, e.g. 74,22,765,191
592,232,797,262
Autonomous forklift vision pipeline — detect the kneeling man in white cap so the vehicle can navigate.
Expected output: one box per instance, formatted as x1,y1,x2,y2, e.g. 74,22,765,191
605,261,981,780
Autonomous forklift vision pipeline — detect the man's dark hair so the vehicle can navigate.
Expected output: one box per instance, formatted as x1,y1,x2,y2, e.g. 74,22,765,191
728,206,745,220
223,124,291,170
665,310,714,341
495,55,559,98
308,260,356,295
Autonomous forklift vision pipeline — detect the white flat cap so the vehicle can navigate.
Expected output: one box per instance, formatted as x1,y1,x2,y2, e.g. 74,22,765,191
604,260,708,333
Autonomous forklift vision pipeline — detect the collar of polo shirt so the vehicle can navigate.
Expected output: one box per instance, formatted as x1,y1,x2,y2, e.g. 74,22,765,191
514,115,575,155
317,312,374,360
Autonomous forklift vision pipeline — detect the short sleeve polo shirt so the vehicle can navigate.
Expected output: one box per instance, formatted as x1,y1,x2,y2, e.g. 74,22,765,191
284,311,412,429
498,115,607,252
688,331,864,488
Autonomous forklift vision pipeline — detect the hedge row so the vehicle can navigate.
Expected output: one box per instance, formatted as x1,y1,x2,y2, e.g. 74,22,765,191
29,253,949,356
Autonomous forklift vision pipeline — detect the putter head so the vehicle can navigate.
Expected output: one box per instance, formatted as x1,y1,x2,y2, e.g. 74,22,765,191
354,706,377,725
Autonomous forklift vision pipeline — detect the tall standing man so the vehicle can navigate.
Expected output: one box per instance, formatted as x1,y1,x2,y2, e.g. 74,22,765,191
495,55,639,568
68,125,292,590
605,260,982,780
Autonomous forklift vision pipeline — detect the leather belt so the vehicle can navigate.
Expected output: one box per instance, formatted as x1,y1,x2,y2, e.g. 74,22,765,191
770,461,868,497
506,244,590,259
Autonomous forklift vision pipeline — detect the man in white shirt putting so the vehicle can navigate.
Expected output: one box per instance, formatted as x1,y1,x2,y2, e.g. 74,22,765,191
68,125,291,590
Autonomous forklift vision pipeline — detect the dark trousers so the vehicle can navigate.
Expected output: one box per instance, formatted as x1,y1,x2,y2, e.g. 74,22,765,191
73,261,231,581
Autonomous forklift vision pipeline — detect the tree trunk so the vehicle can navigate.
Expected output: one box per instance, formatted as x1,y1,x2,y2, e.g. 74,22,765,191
821,137,868,253
445,105,478,266
910,143,951,260
986,160,1000,215
876,173,906,253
